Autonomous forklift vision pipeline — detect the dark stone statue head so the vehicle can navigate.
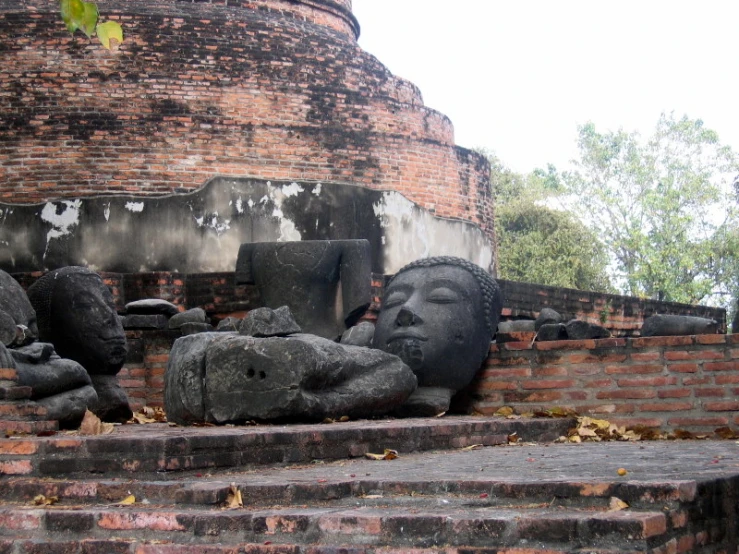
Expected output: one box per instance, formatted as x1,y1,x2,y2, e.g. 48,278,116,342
373,256,502,391
27,267,127,375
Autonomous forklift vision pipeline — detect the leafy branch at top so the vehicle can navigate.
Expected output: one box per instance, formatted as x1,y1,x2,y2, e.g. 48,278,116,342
60,0,123,50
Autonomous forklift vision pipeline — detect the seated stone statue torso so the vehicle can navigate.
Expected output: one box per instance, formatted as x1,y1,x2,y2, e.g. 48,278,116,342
236,240,371,340
0,269,97,427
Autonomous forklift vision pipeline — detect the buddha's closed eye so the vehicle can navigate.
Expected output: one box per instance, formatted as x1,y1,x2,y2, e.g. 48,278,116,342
383,291,408,308
426,287,460,304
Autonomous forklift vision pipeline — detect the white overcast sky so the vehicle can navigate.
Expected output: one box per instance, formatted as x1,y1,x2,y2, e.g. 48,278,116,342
352,1,739,174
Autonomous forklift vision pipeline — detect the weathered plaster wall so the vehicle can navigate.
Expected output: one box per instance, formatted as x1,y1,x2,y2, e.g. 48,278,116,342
0,0,495,246
0,178,494,274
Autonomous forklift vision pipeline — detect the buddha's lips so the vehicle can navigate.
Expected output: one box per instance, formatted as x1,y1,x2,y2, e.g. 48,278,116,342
387,331,428,342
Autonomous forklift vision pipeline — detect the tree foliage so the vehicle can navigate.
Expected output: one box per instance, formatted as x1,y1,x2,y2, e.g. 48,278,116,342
560,113,739,309
60,0,123,50
485,151,613,292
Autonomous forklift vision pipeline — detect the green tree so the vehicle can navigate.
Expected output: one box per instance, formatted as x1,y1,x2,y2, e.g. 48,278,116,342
560,113,739,309
483,151,613,292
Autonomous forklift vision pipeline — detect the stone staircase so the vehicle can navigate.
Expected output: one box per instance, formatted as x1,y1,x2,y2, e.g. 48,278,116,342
1,419,738,553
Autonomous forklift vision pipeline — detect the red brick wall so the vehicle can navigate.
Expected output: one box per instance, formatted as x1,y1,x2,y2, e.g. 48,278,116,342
498,279,727,336
0,0,494,240
120,330,179,410
467,334,739,434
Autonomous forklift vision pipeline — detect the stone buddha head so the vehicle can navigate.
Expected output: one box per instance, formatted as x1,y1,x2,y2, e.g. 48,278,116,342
27,267,127,375
372,256,502,391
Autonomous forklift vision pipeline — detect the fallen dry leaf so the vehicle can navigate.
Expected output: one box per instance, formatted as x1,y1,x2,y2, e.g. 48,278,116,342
116,494,136,506
715,427,738,440
494,406,515,417
32,494,59,506
609,497,629,511
79,410,115,436
224,483,243,509
461,444,484,451
365,449,398,461
507,432,519,444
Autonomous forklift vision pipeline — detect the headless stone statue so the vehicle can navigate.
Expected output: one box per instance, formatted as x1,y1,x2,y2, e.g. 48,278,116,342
372,256,503,416
235,240,371,340
0,270,96,427
27,267,132,422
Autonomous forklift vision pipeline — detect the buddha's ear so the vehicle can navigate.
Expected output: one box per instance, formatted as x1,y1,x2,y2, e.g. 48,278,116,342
235,243,256,284
339,240,372,328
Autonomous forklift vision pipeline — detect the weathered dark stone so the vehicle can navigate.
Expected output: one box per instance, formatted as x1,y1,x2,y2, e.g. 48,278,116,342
165,332,225,425
122,314,169,330
202,333,416,422
496,319,537,344
373,257,502,404
216,317,242,332
0,310,16,347
236,240,371,340
564,319,611,340
536,323,568,342
169,308,207,329
641,314,719,337
180,322,215,335
535,308,564,331
88,375,133,423
239,306,301,338
498,320,536,334
9,342,55,365
35,385,98,427
125,299,180,317
731,306,738,334
0,270,38,345
394,387,454,417
14,355,91,399
340,321,375,347
27,267,128,376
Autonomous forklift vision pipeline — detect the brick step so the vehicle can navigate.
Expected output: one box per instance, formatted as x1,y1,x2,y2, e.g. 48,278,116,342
0,475,695,512
0,417,573,477
0,401,49,421
0,504,676,551
0,419,57,438
0,540,665,554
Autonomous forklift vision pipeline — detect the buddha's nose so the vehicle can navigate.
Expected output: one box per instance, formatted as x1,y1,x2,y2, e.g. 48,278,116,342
396,306,423,327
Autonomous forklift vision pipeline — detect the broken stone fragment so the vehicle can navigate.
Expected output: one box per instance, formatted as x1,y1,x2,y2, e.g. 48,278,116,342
239,306,301,338
535,308,564,331
125,298,180,317
564,319,610,340
216,317,242,332
169,308,207,329
340,321,375,347
496,320,536,343
536,323,568,341
641,314,718,337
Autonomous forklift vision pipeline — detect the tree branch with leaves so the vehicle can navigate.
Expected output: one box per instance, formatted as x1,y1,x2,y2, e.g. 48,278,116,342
60,0,123,50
